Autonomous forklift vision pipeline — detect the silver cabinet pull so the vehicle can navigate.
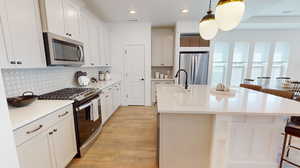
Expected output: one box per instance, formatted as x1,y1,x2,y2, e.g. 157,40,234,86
26,125,43,134
58,111,69,118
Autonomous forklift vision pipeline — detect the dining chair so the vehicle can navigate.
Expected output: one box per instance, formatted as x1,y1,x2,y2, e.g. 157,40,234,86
240,84,262,91
261,89,294,99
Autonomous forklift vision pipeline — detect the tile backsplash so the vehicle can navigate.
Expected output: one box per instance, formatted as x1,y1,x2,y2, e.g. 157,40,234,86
2,67,110,97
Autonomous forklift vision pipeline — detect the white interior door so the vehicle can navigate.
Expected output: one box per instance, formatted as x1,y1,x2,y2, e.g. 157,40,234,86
124,44,145,105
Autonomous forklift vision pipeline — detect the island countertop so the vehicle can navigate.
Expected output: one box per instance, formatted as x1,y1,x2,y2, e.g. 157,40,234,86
156,85,300,116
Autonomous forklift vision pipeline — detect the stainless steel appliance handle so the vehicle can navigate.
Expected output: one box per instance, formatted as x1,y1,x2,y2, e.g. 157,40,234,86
79,46,84,61
77,102,93,111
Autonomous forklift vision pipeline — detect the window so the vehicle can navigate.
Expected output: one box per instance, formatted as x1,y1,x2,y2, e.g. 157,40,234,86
251,42,270,79
211,42,230,86
231,42,250,86
211,41,290,87
272,42,289,77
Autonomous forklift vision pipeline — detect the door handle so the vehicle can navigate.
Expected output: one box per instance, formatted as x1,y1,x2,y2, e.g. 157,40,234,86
140,78,145,81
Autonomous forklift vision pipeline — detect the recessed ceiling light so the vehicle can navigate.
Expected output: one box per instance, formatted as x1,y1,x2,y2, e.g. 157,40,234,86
129,10,136,14
181,9,189,13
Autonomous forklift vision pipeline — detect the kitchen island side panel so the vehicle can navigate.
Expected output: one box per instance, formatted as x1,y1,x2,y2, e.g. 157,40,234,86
159,113,213,168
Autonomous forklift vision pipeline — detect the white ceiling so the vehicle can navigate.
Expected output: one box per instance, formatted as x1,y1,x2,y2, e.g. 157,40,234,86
84,0,300,27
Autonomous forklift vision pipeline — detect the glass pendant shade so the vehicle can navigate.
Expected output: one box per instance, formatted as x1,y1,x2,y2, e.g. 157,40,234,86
199,11,218,40
215,0,245,31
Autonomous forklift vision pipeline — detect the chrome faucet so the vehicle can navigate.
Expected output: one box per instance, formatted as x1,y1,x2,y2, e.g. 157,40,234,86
175,69,188,90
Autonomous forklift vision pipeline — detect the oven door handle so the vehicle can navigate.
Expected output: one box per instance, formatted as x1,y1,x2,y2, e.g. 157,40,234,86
77,102,93,111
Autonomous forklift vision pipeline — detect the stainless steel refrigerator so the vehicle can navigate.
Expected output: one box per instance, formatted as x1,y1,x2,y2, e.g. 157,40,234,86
178,52,209,85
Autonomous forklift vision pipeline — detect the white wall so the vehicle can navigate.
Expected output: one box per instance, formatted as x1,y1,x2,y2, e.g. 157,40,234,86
214,29,300,80
0,72,20,168
108,22,152,106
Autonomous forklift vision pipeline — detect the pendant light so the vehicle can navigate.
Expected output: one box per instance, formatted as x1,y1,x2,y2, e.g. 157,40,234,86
199,0,218,40
215,0,245,31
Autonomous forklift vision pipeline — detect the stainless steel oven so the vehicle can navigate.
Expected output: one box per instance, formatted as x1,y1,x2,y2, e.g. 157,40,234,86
73,93,102,156
43,32,84,66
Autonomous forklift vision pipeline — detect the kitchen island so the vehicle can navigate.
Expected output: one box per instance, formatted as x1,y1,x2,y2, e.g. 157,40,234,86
156,85,300,168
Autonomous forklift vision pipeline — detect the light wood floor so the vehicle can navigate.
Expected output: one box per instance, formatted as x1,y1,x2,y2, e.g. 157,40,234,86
68,106,157,168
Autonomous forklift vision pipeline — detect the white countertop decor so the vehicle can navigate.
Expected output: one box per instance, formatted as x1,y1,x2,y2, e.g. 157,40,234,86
156,84,300,116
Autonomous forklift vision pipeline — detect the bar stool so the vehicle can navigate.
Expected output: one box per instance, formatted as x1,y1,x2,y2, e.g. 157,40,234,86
257,76,271,87
279,119,300,168
240,84,262,91
243,78,255,84
290,81,300,97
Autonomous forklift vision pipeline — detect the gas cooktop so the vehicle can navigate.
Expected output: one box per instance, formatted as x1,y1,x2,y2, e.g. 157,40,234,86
39,88,99,101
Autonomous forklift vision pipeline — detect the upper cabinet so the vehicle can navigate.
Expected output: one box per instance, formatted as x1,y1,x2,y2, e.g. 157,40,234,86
40,0,81,41
152,28,174,67
99,23,111,66
0,0,46,68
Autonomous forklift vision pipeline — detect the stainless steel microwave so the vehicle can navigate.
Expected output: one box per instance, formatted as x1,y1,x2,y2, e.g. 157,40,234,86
43,32,84,66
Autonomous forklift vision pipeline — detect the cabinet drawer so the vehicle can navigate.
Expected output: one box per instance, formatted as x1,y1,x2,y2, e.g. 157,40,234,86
14,105,73,146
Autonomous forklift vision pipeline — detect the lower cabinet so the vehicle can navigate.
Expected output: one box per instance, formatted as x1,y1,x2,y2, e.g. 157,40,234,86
17,131,54,168
15,105,77,168
112,83,121,112
101,82,121,124
101,87,113,124
49,114,77,168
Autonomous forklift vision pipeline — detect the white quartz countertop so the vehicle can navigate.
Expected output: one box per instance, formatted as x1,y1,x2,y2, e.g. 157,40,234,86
9,79,121,130
157,85,300,116
9,100,73,130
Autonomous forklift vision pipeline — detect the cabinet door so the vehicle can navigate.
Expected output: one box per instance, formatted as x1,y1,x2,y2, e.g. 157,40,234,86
51,115,77,168
102,25,111,66
101,95,108,124
151,34,163,66
43,0,65,37
63,0,80,40
1,0,45,68
17,131,55,168
162,35,174,66
88,19,100,66
80,11,92,66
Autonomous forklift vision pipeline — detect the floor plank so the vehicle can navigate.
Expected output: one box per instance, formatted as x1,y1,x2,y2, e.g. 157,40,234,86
68,106,157,168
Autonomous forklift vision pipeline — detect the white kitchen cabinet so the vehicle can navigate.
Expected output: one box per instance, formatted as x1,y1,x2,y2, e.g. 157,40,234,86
17,131,54,168
101,25,111,66
40,0,81,41
40,0,65,37
49,114,77,168
88,18,100,66
0,0,46,68
80,11,92,66
15,105,76,168
97,22,111,66
112,83,121,111
152,28,174,67
101,87,114,124
62,0,80,40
